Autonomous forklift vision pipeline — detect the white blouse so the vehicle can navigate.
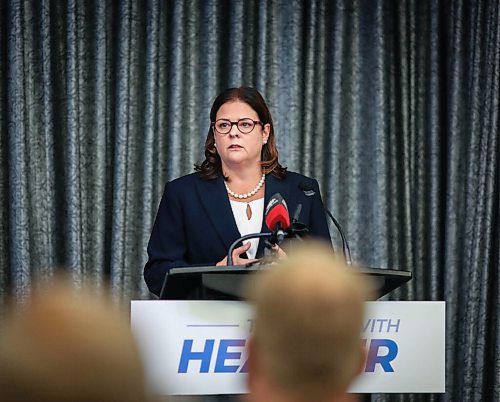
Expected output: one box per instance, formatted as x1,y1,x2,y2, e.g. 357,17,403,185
229,198,264,260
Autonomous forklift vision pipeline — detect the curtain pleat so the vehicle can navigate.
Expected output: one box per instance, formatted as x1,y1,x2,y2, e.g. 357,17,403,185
7,1,34,298
90,0,113,288
0,0,8,307
1,0,499,400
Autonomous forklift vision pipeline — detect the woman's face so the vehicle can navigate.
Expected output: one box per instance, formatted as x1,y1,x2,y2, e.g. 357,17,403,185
214,100,270,171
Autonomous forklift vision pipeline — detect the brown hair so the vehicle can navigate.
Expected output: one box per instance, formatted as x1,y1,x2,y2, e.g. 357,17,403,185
194,86,287,180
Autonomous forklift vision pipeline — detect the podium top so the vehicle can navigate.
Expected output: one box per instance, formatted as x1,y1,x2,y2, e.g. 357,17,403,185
159,265,412,301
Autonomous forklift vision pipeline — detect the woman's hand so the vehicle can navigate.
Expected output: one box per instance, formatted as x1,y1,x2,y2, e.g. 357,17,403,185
216,242,259,266
270,243,287,260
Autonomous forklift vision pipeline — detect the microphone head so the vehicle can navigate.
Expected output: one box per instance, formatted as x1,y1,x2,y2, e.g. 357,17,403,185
298,180,313,191
265,193,291,231
298,180,315,196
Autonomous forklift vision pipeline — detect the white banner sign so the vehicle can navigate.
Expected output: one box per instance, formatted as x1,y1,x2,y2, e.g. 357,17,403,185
131,301,445,395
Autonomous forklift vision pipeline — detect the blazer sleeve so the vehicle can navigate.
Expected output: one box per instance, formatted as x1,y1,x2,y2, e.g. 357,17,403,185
308,179,332,245
144,182,190,296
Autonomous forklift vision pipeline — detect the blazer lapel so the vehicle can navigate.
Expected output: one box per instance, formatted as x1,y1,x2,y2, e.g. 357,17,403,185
196,175,242,252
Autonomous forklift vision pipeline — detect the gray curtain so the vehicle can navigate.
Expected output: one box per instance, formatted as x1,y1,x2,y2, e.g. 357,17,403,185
0,1,498,401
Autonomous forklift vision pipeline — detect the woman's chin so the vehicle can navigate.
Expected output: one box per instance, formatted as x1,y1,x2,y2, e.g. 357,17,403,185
222,155,251,166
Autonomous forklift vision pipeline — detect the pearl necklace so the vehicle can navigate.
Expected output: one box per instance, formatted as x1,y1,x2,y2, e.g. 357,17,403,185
225,174,265,199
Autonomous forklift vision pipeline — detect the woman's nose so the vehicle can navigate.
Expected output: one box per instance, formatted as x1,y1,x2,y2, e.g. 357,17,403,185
228,125,240,137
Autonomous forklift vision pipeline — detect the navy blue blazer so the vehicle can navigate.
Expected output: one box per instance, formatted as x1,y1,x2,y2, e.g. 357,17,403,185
144,171,331,296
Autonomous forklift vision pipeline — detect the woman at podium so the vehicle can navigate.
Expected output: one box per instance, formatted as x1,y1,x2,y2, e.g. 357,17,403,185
144,87,331,297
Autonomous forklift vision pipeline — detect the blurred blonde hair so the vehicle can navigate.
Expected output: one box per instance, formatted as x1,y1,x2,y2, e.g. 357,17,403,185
0,277,148,402
249,242,369,402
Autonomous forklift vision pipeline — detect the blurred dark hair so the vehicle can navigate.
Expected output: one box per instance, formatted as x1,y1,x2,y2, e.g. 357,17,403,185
194,87,287,180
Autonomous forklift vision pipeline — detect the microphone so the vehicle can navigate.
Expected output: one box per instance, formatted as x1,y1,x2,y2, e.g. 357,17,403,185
299,181,353,265
265,193,291,231
226,194,305,265
227,194,290,266
264,193,291,245
292,204,302,222
287,203,309,239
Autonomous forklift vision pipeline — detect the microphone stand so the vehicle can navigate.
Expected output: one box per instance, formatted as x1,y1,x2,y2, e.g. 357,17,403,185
324,208,352,265
297,182,352,265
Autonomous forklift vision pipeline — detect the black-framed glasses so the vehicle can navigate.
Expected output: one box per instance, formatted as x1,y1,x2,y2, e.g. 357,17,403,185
212,118,263,135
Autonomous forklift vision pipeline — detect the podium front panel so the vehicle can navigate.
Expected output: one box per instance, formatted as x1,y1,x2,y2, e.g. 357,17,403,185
131,301,444,395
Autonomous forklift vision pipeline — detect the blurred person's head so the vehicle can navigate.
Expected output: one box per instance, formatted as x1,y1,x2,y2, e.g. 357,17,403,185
247,242,369,402
0,277,148,402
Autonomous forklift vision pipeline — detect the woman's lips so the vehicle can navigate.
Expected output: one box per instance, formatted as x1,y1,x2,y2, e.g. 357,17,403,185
228,144,243,149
